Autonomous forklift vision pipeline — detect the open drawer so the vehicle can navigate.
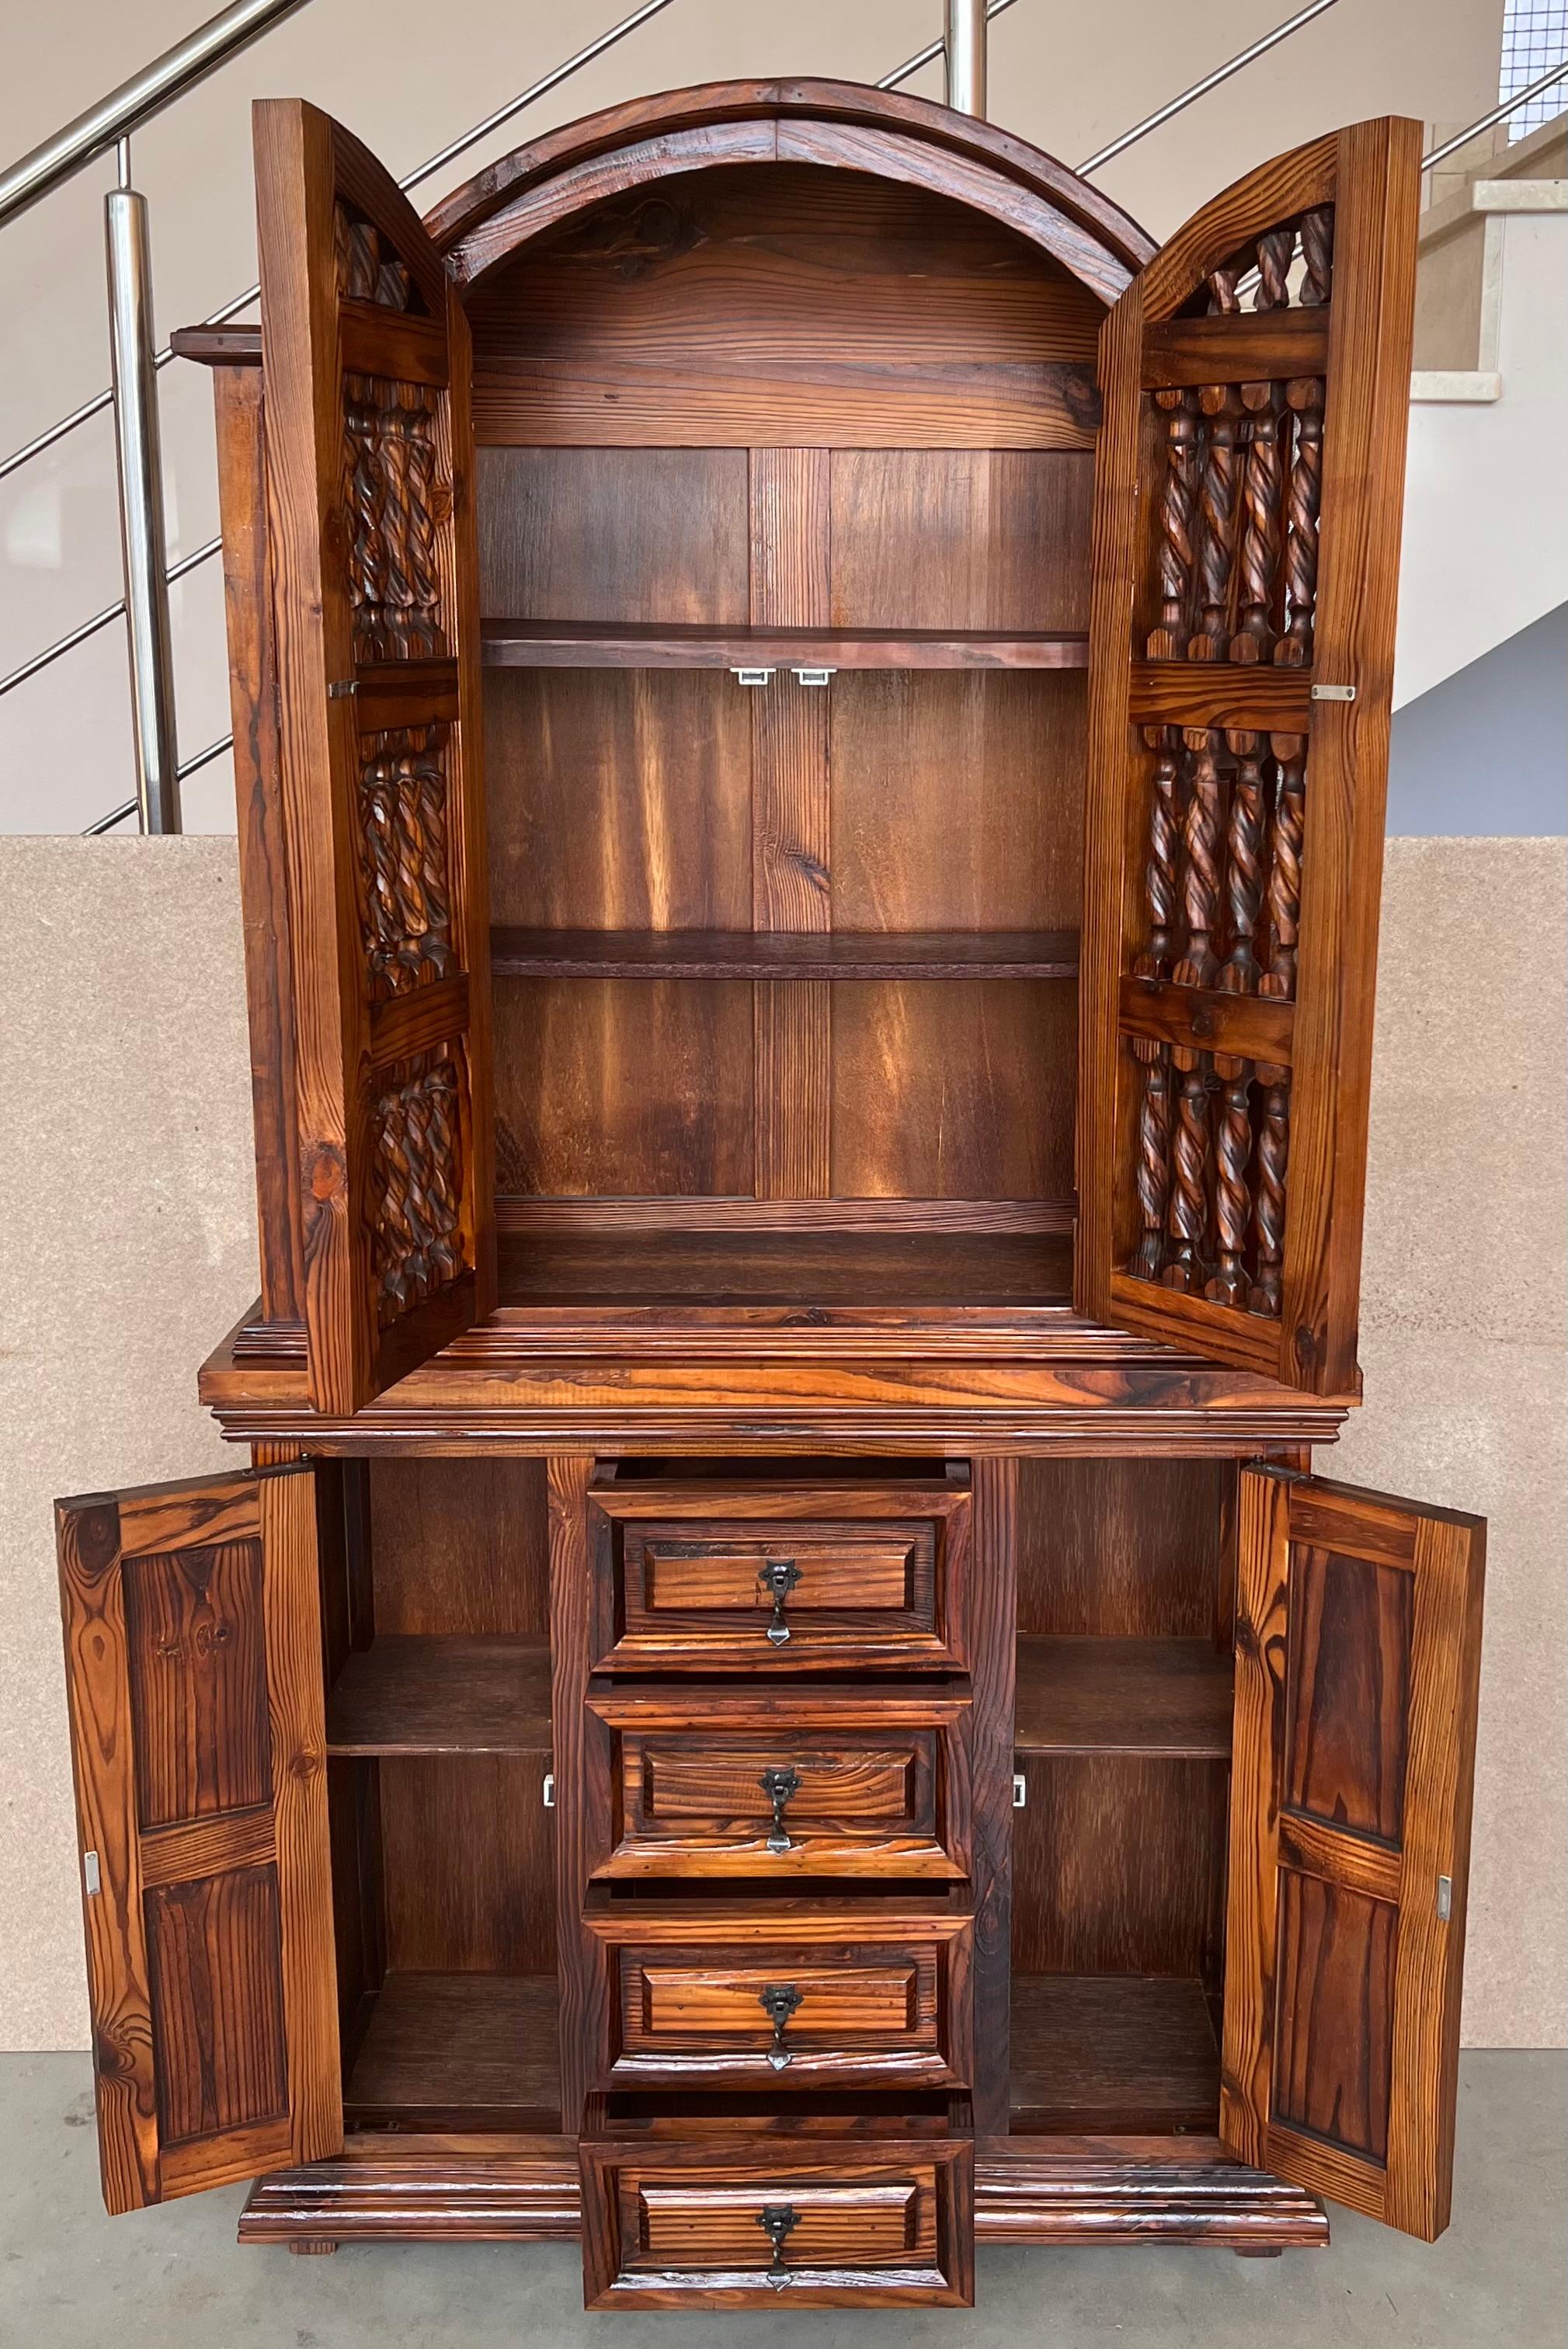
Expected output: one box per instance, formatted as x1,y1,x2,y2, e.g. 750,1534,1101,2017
585,1467,971,1672
580,2127,974,2308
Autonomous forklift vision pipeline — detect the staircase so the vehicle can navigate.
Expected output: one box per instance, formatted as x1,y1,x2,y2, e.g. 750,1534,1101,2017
1397,112,1568,708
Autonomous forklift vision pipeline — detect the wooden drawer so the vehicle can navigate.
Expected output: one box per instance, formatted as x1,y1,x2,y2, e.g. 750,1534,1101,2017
587,1905,972,2088
584,1684,971,1881
585,1474,970,1672
580,2132,974,2308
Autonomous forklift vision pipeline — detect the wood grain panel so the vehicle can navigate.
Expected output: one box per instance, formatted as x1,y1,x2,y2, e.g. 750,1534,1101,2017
493,977,754,1197
368,1456,548,1634
344,1971,559,2128
968,1453,1017,2138
547,1455,600,2137
145,1867,289,2143
829,673,1085,932
484,670,753,931
1285,1544,1412,1843
829,451,1093,632
1272,1872,1396,2160
1012,1756,1228,1978
1017,1459,1229,1636
1010,1973,1220,2133
123,1541,270,1829
831,980,1074,1202
476,447,749,621
377,1753,555,1973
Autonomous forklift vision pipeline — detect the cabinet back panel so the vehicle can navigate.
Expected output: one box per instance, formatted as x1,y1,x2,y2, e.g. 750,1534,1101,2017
831,981,1074,1202
829,673,1083,933
1017,1460,1232,1637
829,452,1092,632
1011,1756,1229,1979
368,1458,548,1635
466,162,1102,450
485,670,753,931
478,447,749,620
495,977,755,1196
379,1754,556,1973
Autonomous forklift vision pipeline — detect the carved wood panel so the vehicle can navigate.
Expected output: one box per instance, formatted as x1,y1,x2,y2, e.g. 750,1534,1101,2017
342,374,448,664
367,1046,469,1329
356,722,456,996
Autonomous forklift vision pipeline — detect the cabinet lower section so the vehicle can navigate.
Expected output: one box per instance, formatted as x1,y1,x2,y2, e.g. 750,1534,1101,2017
236,2134,1329,2253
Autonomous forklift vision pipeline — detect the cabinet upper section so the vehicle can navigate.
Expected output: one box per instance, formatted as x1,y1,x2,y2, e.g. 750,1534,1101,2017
185,90,1419,1428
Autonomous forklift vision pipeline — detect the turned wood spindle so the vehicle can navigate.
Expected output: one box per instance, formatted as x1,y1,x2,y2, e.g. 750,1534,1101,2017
1206,258,1243,314
1250,1067,1291,1317
1173,729,1223,990
1147,391,1202,659
1253,224,1296,311
1230,383,1285,662
1205,1057,1256,1309
1261,733,1306,1001
1163,1053,1214,1294
1188,385,1246,659
1219,731,1266,994
1129,726,1184,1282
1275,377,1324,666
1299,204,1334,306
1131,1044,1173,1282
1138,726,1184,980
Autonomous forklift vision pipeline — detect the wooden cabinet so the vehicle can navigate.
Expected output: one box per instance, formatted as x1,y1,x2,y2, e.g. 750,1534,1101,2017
57,75,1490,2309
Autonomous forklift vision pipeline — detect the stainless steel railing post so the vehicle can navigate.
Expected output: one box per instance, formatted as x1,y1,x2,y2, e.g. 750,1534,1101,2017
944,0,988,118
106,144,181,833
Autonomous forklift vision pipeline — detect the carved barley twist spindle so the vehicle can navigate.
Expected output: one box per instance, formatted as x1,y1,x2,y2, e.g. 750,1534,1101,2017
344,380,388,661
1253,224,1296,311
1250,1067,1291,1317
1139,726,1184,979
1188,385,1246,659
1205,1056,1256,1308
1275,377,1324,666
372,380,417,660
1261,734,1306,1000
1147,391,1202,659
1163,1053,1214,1293
1132,1045,1173,1282
1299,205,1334,306
401,390,444,656
1230,382,1285,662
405,732,454,974
1207,258,1243,314
1173,730,1223,989
1219,731,1266,994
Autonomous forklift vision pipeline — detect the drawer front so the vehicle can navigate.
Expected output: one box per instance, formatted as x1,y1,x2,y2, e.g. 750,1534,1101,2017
586,1478,970,1672
581,2133,974,2308
588,1909,972,2087
585,1686,971,1881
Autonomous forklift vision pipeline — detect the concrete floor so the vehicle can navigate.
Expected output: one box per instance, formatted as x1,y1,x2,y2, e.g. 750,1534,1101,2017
1,2053,1561,2347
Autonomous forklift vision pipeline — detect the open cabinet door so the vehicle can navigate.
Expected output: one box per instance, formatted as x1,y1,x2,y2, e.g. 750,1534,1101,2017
1077,120,1420,1392
1222,1468,1486,2240
255,99,494,1413
56,1467,342,2212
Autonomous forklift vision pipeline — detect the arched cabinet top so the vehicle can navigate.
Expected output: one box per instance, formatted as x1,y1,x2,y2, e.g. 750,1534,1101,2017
426,78,1156,306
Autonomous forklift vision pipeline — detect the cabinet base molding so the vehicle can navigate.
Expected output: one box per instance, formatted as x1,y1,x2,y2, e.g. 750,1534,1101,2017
236,2134,1326,2252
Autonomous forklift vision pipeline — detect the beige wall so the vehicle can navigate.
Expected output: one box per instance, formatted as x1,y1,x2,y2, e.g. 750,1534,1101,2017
0,833,1562,2052
0,0,1505,832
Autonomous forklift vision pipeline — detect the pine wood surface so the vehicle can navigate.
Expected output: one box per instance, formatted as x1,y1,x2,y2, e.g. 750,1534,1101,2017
1009,1974,1220,2133
344,1971,559,2128
1014,1637,1232,1756
489,929,1080,980
481,622,1090,666
325,1636,551,1753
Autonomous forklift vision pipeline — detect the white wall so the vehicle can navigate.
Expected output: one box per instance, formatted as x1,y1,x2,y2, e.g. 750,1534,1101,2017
0,0,1505,832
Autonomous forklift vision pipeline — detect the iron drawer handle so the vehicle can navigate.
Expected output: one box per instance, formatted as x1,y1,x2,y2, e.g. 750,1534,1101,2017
758,1980,803,2069
758,1557,801,1644
757,2202,800,2283
759,1764,803,1852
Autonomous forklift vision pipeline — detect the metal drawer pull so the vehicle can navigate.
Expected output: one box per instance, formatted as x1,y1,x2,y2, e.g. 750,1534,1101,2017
757,2202,800,2284
758,1980,803,2069
758,1557,801,1644
760,1764,803,1853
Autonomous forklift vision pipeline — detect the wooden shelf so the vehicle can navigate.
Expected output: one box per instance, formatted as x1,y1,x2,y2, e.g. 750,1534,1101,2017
345,1971,560,2130
490,927,1080,982
326,1636,551,1756
495,1229,1073,1309
482,620,1090,670
1010,1975,1220,2134
1015,1637,1233,1758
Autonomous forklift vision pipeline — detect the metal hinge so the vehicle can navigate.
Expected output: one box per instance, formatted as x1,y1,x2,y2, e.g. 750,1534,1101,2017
1012,1772,1027,1809
1309,682,1356,702
731,667,776,687
1436,1874,1452,1921
326,678,359,700
83,1850,101,1896
542,1773,555,1810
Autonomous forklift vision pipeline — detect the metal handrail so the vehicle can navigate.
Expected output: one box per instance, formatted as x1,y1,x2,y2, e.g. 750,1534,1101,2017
0,0,313,229
1078,0,1340,172
1424,58,1568,168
